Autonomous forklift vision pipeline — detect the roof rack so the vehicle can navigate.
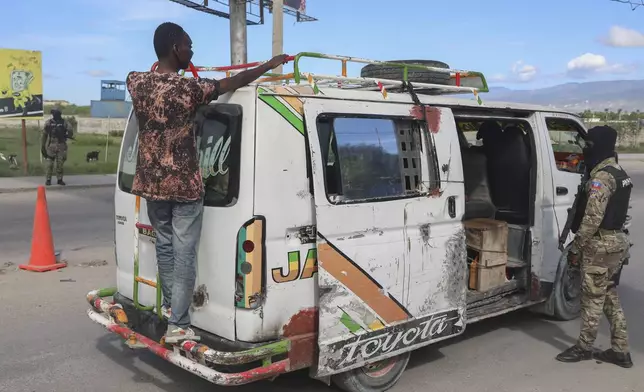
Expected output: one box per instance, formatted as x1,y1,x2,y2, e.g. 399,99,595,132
150,52,489,103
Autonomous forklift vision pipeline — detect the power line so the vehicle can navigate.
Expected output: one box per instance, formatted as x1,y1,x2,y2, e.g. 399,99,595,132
611,0,644,10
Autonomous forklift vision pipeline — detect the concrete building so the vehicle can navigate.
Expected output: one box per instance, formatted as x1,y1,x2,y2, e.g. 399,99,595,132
90,80,132,118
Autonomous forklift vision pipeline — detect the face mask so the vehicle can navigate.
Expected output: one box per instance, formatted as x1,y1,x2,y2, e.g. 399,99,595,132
174,45,193,70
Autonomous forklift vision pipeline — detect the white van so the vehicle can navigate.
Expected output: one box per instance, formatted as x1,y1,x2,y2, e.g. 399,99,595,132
87,53,598,392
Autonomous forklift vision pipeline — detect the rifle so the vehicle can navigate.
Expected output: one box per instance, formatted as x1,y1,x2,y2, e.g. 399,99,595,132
558,167,590,252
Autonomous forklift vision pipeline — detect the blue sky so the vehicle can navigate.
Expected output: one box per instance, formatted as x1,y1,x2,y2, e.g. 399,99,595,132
5,0,644,104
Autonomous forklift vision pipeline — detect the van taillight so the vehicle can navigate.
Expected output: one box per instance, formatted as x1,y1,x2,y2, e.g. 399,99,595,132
234,217,266,309
242,240,254,253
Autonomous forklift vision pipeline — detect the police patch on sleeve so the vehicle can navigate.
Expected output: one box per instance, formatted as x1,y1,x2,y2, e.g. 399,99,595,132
590,180,603,190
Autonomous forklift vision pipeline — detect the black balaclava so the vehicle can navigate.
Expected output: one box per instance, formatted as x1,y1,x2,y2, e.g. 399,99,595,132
583,125,617,169
51,108,62,121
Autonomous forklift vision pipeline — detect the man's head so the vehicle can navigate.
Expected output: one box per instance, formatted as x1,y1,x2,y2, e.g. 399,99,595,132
584,125,617,169
50,107,62,121
153,22,193,72
476,120,502,153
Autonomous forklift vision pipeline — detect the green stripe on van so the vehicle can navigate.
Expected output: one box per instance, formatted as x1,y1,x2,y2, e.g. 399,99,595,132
235,226,247,308
340,311,364,333
258,90,305,135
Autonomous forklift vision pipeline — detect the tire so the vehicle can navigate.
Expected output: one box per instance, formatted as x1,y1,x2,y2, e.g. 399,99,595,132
360,60,451,85
331,353,411,392
552,251,582,321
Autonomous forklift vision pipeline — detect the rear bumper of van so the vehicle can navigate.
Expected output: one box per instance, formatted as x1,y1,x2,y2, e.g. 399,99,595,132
86,287,310,386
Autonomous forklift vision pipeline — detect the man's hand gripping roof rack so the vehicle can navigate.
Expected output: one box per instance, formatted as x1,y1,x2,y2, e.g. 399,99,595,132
150,52,489,103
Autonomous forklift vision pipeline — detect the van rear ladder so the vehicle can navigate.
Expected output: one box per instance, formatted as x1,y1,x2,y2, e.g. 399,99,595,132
133,195,163,316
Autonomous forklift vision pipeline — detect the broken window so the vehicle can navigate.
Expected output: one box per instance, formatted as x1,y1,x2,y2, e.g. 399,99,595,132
318,115,431,203
545,117,587,174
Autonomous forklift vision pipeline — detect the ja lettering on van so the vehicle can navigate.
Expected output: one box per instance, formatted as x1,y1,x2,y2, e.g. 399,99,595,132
272,249,318,283
326,308,463,369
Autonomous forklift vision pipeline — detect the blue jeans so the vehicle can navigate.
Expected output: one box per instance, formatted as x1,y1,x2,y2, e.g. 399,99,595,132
147,199,204,328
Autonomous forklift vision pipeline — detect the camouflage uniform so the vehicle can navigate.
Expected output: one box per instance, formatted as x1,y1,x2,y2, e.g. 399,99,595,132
573,157,630,354
42,113,72,185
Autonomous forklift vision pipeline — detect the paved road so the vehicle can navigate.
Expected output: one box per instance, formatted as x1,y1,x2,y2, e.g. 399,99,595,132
1,170,644,392
0,187,114,266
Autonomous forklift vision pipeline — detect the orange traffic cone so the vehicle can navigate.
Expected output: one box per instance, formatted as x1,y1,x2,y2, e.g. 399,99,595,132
19,186,67,272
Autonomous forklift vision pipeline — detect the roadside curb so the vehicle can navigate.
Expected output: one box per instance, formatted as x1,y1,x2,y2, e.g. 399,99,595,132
0,182,115,194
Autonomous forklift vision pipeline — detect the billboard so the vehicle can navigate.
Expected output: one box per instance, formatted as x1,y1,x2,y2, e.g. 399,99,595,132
285,0,306,13
0,48,43,119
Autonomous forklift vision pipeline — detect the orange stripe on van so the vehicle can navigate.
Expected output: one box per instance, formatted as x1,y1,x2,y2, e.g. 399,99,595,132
318,242,410,324
273,86,304,115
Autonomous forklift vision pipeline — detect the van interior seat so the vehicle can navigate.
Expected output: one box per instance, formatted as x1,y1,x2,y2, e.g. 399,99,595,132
461,148,497,220
487,126,531,223
457,130,496,220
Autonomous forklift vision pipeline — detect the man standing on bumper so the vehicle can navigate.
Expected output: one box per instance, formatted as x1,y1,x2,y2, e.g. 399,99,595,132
126,22,288,344
556,125,633,368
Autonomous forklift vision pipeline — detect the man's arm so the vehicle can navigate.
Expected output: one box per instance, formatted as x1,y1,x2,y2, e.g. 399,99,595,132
218,54,289,95
195,55,289,106
572,171,615,251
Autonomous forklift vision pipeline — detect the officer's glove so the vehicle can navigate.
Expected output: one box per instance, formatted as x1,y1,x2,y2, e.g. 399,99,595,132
41,148,50,159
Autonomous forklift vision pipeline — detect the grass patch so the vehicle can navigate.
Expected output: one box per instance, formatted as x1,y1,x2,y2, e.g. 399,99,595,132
0,127,122,177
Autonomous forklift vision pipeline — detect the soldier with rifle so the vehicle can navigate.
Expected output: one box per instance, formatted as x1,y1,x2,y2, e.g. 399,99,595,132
41,107,74,186
555,125,633,368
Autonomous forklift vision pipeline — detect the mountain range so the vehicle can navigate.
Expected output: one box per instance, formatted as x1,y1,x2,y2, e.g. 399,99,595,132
481,79,644,112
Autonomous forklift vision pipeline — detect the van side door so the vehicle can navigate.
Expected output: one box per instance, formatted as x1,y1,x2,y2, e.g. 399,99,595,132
534,112,586,280
302,99,467,378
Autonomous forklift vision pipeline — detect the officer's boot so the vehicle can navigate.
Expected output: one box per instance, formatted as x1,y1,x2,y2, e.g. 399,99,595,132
594,349,633,368
57,179,66,186
45,179,51,186
555,345,593,363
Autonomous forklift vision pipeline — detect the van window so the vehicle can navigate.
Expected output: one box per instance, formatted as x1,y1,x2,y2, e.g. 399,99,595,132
545,117,586,174
118,112,139,194
117,105,242,207
197,108,242,207
317,115,434,203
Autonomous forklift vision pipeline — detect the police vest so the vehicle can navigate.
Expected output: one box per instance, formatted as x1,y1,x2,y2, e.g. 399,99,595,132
49,120,68,143
571,165,632,232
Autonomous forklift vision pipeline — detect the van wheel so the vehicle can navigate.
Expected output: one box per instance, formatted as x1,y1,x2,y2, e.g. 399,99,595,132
552,253,582,321
331,353,411,392
360,60,451,85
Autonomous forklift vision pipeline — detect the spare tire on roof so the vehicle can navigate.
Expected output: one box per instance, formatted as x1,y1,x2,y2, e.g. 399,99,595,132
360,59,451,85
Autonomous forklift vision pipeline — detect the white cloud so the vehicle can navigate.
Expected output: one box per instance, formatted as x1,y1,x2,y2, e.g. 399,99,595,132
566,53,634,78
490,60,538,83
82,70,113,77
511,61,537,82
567,53,607,71
602,26,644,47
87,56,107,62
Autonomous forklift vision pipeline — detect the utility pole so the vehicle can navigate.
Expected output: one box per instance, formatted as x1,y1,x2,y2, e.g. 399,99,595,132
229,0,248,64
272,0,284,74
